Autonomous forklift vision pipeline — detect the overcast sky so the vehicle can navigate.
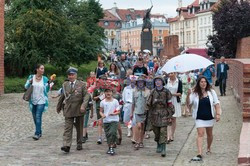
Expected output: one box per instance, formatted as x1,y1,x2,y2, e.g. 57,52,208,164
99,0,194,18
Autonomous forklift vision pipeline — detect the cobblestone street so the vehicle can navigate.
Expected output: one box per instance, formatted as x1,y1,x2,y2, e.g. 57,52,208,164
0,88,242,166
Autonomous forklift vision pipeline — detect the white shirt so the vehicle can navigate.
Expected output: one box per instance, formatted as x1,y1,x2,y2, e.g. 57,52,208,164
100,99,119,123
69,80,76,88
122,85,134,103
31,75,45,105
221,63,225,73
189,89,220,119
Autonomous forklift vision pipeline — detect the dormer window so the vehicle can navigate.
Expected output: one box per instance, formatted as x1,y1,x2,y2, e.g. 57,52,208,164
104,21,109,26
116,21,120,27
126,15,131,21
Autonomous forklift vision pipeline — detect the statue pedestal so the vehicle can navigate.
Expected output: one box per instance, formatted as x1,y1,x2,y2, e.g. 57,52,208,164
141,30,153,54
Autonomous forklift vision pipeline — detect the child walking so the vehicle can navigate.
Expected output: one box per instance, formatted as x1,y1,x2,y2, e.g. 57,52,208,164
100,88,120,155
82,93,94,143
131,76,150,150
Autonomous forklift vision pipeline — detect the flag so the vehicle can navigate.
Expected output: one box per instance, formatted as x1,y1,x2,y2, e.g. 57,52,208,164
91,120,97,127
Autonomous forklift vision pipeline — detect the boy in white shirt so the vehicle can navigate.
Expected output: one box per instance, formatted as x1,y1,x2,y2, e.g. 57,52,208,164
100,88,120,155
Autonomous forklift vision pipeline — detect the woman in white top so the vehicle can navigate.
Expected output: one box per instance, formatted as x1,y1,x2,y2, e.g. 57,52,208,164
165,72,182,142
24,64,52,140
187,76,221,161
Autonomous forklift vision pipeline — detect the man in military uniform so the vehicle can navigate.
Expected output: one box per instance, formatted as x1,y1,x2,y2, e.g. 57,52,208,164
147,76,174,157
57,67,89,153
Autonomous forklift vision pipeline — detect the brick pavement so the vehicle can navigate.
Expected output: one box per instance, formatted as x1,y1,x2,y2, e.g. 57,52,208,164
0,88,241,166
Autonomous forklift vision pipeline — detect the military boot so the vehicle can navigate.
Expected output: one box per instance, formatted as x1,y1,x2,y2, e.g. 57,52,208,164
156,142,162,153
161,143,166,157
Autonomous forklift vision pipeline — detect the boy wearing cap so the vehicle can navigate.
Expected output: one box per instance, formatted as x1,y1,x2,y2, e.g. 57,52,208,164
56,67,89,153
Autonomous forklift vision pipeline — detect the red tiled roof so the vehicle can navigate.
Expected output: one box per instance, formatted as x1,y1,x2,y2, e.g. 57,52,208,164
168,17,178,23
98,21,121,29
184,13,196,19
197,0,221,14
100,10,120,21
116,9,145,21
188,0,200,8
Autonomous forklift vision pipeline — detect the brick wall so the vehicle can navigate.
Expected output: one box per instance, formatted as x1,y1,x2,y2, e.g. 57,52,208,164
160,35,179,59
0,0,4,95
216,58,250,165
236,36,250,59
218,59,250,120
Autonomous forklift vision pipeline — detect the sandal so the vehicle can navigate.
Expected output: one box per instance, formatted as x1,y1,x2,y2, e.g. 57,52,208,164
134,143,140,150
191,155,202,161
139,142,144,148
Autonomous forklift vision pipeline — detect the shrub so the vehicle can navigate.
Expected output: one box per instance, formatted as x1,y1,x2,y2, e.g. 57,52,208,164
4,77,27,93
4,61,99,93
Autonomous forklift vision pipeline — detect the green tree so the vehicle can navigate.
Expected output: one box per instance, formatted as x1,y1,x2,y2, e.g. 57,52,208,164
207,0,250,58
5,0,105,76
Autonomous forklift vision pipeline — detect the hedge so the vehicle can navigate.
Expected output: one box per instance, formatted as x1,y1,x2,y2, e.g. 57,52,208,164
4,61,99,93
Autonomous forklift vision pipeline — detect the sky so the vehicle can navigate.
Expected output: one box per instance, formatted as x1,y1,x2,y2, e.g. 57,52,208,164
99,0,195,18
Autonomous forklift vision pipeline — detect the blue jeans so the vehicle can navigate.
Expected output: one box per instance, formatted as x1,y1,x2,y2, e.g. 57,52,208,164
32,104,45,136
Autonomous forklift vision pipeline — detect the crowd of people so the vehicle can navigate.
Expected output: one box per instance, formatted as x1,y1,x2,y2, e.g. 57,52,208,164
24,52,229,161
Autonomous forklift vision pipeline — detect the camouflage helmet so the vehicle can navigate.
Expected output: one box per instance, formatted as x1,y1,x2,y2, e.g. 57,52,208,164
153,75,166,87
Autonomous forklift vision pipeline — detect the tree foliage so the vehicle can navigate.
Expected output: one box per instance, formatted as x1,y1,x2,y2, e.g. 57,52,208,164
207,0,250,58
5,0,105,76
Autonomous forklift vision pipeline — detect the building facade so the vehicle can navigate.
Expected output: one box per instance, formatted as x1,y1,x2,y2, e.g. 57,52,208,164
99,10,122,51
169,0,218,49
196,0,218,48
99,7,145,52
120,15,169,55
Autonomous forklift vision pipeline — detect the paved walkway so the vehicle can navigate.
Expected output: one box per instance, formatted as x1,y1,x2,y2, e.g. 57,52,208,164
0,88,242,166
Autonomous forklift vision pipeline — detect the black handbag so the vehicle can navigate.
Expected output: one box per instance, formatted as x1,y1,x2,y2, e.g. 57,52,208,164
215,80,219,87
23,85,33,101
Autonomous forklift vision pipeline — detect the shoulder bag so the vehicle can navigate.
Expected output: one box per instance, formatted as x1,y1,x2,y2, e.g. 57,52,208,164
23,85,33,101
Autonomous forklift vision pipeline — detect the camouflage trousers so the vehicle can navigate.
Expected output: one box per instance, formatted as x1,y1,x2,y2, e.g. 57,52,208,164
152,125,167,144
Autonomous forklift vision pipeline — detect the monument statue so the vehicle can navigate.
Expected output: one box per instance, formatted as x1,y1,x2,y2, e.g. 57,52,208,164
142,5,153,32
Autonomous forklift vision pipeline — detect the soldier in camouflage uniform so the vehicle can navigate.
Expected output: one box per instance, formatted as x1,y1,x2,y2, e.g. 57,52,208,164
147,76,175,157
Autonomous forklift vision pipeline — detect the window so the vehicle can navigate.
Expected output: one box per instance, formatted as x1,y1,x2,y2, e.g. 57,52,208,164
105,31,108,36
204,18,206,25
158,36,162,41
116,21,120,27
126,15,131,21
104,21,109,26
193,20,195,27
201,18,203,25
159,30,163,34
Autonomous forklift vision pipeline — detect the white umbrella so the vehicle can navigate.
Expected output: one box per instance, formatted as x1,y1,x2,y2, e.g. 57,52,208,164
143,49,151,53
161,53,213,74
